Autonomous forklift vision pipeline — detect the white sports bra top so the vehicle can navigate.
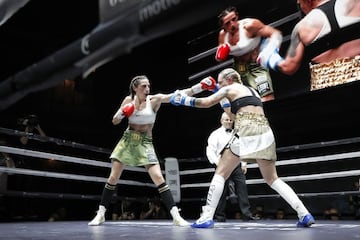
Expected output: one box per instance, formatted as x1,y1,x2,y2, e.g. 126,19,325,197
225,19,261,56
312,0,360,42
128,95,156,125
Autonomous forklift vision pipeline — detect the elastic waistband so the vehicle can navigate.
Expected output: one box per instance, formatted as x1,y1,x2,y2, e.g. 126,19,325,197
123,129,152,142
237,63,248,73
235,112,268,125
235,62,261,73
309,55,360,91
310,56,360,69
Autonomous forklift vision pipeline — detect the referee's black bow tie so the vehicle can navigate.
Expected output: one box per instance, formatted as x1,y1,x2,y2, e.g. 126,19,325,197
226,129,232,133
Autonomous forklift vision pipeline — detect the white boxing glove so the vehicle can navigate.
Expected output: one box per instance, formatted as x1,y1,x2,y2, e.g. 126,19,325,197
257,48,283,71
257,32,284,71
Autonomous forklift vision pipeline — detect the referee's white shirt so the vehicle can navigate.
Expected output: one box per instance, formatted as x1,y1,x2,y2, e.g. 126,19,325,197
206,126,233,166
206,126,246,168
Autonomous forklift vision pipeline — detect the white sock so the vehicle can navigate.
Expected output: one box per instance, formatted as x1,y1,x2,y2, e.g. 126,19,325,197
206,174,225,209
271,178,309,219
99,205,106,214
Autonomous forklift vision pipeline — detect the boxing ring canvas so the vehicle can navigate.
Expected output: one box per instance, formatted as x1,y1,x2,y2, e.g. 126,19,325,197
1,220,359,240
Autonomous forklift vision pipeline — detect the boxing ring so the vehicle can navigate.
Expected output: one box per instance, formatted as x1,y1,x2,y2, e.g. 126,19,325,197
1,126,360,239
1,1,360,239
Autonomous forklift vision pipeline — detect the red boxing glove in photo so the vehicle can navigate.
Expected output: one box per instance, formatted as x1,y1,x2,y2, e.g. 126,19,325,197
215,43,230,61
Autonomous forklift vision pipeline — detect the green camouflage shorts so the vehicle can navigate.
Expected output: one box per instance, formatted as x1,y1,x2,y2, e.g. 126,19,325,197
110,130,159,166
234,61,274,98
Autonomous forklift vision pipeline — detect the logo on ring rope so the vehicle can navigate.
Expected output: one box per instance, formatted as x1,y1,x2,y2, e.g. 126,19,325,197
109,0,125,7
139,0,181,23
81,34,90,55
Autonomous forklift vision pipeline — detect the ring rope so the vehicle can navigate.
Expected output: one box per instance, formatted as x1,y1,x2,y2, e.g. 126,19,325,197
1,146,358,187
179,150,360,175
180,170,360,188
0,166,155,188
0,146,146,172
0,127,111,154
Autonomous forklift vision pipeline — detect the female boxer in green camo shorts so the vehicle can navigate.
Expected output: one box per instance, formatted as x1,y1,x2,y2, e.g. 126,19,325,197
88,74,218,226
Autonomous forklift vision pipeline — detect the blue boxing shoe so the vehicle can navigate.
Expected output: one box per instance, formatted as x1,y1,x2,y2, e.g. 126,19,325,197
191,206,216,229
297,213,315,227
191,219,214,228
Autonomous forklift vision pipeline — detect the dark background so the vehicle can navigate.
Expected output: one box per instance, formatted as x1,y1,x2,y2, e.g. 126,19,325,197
0,0,360,221
0,0,329,158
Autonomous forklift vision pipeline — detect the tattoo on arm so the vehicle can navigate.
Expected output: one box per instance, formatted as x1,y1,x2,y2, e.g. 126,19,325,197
195,88,227,108
287,24,301,58
209,88,228,104
214,88,227,99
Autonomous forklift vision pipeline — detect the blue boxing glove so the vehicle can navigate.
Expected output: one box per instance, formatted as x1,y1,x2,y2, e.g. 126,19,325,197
170,90,196,107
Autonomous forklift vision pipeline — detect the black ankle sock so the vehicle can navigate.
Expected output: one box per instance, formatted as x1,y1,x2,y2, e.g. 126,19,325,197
100,182,116,208
158,182,175,211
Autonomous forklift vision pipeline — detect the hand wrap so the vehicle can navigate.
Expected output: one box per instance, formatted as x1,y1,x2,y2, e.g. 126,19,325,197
170,90,195,107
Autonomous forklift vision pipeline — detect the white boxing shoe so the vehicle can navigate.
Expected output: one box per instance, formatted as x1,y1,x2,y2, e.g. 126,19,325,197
170,206,191,226
88,205,106,226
